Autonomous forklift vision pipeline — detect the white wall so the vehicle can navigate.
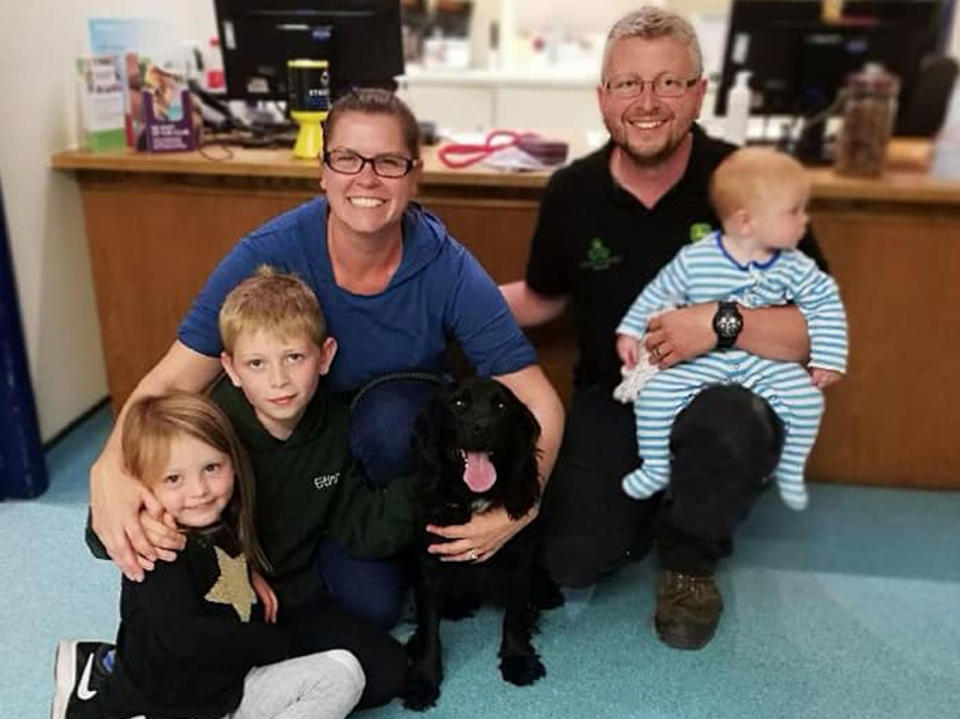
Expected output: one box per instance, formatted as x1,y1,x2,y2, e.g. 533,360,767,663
0,0,215,441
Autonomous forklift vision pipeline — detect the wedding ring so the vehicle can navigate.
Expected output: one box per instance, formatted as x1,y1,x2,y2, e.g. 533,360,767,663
469,549,479,561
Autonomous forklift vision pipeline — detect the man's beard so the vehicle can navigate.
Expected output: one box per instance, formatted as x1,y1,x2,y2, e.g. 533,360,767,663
605,118,685,168
621,139,681,167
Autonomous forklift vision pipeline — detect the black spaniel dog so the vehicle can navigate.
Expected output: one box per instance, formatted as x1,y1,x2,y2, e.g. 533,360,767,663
401,378,561,711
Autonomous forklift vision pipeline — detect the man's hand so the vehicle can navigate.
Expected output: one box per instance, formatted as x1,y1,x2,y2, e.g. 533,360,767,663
499,281,568,328
616,333,643,369
643,303,717,369
426,505,538,563
90,456,165,581
810,368,843,389
250,570,279,623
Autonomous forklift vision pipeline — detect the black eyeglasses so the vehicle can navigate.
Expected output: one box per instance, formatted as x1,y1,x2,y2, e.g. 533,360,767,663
603,72,700,99
322,149,419,178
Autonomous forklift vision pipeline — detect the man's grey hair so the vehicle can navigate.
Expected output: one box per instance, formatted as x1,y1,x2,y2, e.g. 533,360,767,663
602,6,703,79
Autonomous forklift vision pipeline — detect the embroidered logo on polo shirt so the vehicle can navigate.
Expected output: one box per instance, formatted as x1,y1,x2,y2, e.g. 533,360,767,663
689,223,713,242
580,238,622,271
313,473,340,490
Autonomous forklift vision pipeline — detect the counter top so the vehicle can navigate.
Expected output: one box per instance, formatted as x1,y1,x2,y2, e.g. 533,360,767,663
52,138,960,204
50,142,562,190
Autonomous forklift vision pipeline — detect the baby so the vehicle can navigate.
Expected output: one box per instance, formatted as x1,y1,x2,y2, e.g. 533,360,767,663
616,147,848,510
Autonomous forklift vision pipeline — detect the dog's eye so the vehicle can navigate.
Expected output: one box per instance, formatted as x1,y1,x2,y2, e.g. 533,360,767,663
493,399,507,412
451,397,468,412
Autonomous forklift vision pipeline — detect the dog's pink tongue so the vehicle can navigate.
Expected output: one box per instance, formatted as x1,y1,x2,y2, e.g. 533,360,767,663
463,451,496,493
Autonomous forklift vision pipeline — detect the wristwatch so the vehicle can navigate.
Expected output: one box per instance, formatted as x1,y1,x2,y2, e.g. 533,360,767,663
712,301,743,349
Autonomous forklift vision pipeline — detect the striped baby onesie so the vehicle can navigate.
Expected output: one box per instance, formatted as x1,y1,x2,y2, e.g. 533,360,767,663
617,233,848,510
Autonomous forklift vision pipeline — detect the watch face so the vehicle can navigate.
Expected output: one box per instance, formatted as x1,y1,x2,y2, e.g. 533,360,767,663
716,313,741,338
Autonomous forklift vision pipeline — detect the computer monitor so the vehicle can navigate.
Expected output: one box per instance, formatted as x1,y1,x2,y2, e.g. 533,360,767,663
714,0,946,129
214,0,404,102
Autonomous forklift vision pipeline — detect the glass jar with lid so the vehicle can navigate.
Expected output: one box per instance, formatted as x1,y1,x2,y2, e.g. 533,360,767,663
834,63,900,177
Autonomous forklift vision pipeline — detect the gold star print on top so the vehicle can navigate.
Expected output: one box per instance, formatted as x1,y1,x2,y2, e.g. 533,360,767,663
204,546,257,622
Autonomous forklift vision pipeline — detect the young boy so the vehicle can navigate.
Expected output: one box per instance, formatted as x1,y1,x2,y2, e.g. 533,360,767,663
208,266,416,707
214,265,419,609
68,266,413,716
615,147,848,511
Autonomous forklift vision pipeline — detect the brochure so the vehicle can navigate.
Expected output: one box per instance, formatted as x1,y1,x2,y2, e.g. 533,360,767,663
76,56,127,153
142,65,197,152
88,18,175,149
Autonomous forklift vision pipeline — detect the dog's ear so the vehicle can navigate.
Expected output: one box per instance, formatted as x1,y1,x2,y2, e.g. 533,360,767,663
501,389,543,520
413,393,448,500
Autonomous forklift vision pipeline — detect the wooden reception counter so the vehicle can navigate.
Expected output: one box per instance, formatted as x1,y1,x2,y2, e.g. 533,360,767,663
53,140,960,489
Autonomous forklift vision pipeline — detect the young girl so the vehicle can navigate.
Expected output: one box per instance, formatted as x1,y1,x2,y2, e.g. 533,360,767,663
55,393,364,719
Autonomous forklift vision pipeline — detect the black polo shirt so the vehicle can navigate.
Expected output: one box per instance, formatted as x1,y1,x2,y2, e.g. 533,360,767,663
526,124,826,390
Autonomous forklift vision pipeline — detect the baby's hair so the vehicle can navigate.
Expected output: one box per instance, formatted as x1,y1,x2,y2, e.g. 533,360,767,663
121,392,269,572
709,147,810,222
219,265,327,356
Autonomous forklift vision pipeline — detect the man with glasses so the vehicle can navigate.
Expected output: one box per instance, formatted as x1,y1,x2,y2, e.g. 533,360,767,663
502,7,826,650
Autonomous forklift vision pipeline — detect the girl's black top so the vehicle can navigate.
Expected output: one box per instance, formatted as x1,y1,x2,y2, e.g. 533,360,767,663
102,524,289,719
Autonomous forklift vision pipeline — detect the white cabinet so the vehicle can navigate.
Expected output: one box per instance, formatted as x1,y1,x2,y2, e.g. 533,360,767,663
495,86,601,131
397,67,603,132
397,82,494,131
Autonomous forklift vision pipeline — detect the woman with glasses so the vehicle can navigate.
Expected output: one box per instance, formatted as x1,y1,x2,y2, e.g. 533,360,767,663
86,87,564,692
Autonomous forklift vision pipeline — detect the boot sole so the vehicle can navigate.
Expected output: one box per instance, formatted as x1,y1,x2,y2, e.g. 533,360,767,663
653,617,718,650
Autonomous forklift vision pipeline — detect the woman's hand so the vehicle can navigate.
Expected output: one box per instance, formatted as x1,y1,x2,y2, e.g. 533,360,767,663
426,504,538,563
90,456,167,581
250,570,279,623
138,506,184,562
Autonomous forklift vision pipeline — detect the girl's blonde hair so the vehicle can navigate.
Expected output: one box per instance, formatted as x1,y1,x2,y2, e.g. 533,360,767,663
121,392,268,572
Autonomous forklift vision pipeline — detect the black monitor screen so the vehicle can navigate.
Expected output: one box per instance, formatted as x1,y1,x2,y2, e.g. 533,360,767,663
214,0,404,102
715,0,944,124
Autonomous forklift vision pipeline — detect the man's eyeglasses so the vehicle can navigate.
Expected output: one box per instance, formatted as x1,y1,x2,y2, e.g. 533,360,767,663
323,149,419,178
603,73,700,99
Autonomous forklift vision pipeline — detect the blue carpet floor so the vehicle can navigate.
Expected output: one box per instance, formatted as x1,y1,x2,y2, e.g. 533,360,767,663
3,405,959,718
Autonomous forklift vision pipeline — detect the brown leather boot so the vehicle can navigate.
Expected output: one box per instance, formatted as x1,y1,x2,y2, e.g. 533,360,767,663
654,569,724,649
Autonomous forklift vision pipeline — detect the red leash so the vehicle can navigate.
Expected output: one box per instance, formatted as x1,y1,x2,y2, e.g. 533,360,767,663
437,130,539,168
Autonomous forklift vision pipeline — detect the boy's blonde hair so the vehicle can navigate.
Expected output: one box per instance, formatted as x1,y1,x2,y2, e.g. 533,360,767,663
709,147,810,222
219,265,326,355
122,392,268,572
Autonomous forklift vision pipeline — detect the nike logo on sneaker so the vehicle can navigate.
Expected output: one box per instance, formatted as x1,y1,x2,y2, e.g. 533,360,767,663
77,655,97,700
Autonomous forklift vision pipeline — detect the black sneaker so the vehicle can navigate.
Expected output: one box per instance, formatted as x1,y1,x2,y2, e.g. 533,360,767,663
51,640,113,719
